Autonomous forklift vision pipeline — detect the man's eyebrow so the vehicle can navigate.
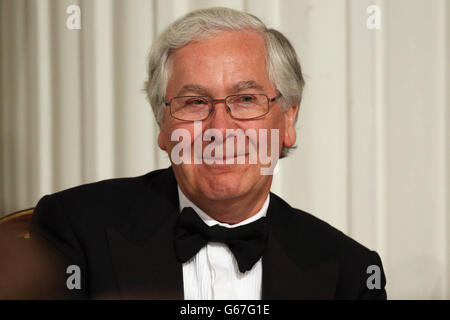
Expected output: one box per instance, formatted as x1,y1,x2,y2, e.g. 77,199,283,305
229,80,264,94
175,81,264,97
176,85,209,96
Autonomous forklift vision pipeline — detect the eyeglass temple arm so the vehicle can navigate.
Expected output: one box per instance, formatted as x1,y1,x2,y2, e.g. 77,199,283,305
269,93,282,102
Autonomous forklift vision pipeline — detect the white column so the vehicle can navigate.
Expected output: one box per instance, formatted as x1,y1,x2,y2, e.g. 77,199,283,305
382,0,448,299
112,0,156,177
276,0,350,233
49,0,83,192
33,0,54,202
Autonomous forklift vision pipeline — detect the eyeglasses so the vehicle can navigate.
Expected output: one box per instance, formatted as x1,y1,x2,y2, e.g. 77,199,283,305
164,93,282,121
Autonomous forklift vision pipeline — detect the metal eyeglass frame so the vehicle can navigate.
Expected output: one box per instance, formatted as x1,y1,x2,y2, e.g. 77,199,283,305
164,93,282,121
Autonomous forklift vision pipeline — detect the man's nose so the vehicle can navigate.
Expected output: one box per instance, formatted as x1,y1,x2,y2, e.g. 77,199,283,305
206,100,237,132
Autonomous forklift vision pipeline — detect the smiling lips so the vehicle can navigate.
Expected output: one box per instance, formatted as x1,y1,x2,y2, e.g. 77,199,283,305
202,153,249,163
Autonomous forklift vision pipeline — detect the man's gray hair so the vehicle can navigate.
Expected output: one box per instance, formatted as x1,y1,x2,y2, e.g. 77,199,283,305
144,7,305,157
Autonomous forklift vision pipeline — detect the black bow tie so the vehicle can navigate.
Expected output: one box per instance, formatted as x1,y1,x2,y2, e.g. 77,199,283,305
174,207,269,273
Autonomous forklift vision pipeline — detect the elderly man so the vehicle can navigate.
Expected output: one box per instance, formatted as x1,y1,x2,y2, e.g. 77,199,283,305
29,7,386,299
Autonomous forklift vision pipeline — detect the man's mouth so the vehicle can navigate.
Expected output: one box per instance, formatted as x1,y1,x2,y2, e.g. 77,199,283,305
201,153,249,163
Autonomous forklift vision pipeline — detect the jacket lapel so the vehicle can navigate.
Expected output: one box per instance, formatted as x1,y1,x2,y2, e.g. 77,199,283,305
106,168,184,299
262,193,339,299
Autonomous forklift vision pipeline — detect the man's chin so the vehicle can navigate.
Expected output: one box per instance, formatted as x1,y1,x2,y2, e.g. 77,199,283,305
198,186,245,202
172,162,262,201
196,166,253,200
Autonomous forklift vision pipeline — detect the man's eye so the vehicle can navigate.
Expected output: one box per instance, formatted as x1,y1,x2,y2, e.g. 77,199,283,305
239,95,255,103
186,99,207,105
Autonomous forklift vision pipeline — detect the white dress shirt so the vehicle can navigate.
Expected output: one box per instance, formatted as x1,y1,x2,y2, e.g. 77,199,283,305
178,186,270,300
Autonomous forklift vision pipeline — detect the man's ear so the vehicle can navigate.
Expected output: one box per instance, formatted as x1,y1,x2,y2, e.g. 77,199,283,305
283,105,299,148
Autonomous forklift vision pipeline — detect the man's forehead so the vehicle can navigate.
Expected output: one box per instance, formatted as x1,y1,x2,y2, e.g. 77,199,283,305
167,30,270,95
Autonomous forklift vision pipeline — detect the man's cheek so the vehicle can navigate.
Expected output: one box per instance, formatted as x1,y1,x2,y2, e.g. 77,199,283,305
257,127,280,176
166,127,197,165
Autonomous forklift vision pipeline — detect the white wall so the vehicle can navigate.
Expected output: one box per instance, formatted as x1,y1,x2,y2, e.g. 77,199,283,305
0,0,448,299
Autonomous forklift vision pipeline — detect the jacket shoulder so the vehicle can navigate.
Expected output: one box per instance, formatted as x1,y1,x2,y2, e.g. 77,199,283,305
33,168,173,226
270,192,371,258
52,168,166,200
269,193,386,299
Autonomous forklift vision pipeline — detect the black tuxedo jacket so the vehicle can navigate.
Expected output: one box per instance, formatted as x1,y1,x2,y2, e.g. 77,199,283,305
29,167,386,299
